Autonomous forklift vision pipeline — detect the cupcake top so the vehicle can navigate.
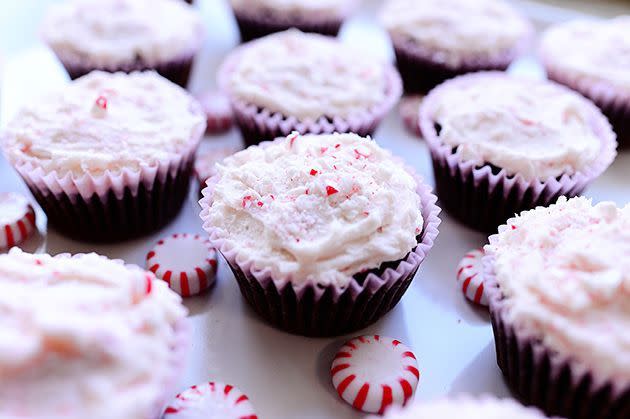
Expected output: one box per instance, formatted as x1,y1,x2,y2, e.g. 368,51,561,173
0,248,187,419
422,73,608,181
41,0,204,67
2,71,205,177
486,197,630,386
221,30,391,120
540,17,630,95
375,396,553,418
380,0,531,67
229,0,358,20
203,132,423,287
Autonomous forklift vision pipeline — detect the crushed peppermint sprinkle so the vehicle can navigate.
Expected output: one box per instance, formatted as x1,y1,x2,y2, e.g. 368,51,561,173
288,132,299,147
257,201,264,207
321,147,328,154
242,195,254,208
326,186,339,196
95,95,107,109
310,169,318,176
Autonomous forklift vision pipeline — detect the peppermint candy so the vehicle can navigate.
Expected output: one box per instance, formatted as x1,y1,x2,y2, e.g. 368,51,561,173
456,249,488,306
0,193,36,250
163,382,257,419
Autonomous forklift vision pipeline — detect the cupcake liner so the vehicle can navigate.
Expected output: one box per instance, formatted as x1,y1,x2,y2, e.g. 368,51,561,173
389,32,531,94
543,63,630,150
218,53,402,146
8,124,203,243
199,151,440,337
232,9,343,43
419,72,617,234
484,251,630,419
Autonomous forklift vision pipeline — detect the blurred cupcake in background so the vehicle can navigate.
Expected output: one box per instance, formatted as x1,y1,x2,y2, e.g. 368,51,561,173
379,0,532,94
540,17,630,149
41,0,204,87
228,0,359,42
218,29,401,146
1,71,206,242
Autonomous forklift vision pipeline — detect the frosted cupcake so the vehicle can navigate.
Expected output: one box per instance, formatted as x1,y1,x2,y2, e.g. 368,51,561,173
41,0,204,87
419,72,617,233
485,197,630,419
373,396,558,418
540,17,630,149
218,30,402,146
0,248,189,419
379,0,532,93
199,132,440,336
1,71,206,242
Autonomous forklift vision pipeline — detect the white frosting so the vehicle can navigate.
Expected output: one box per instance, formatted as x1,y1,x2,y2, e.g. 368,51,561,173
2,71,205,176
380,0,531,67
0,249,187,419
41,0,204,67
224,30,389,120
540,17,630,94
377,397,550,419
205,133,423,287
486,197,630,385
429,74,603,181
229,0,358,20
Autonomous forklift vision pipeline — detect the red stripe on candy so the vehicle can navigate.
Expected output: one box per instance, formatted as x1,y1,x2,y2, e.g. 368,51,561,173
330,364,350,376
146,251,155,260
392,340,400,347
402,351,416,360
457,266,465,278
399,379,412,405
17,220,27,240
4,225,14,248
180,272,190,297
196,267,208,291
25,211,35,228
353,383,370,410
379,385,393,415
224,385,233,395
164,407,179,413
374,335,380,341
406,366,420,379
149,264,160,273
347,342,357,350
462,273,477,294
336,375,356,398
240,416,258,419
334,351,352,360
358,336,367,343
474,282,485,304
163,271,172,287
236,395,249,404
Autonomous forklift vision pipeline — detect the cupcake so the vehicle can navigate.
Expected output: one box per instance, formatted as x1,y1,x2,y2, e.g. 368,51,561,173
1,71,206,242
372,396,558,418
228,0,358,42
41,0,204,87
218,29,402,146
199,132,440,336
540,17,630,150
485,197,630,419
0,248,189,419
419,72,617,233
379,0,532,94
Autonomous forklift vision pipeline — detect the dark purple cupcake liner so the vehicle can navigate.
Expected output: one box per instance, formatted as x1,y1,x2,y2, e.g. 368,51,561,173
200,152,440,337
419,72,617,234
232,9,342,43
484,252,630,419
219,53,402,146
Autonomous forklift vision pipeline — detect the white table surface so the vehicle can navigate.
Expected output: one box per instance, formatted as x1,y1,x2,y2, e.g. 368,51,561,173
1,1,629,418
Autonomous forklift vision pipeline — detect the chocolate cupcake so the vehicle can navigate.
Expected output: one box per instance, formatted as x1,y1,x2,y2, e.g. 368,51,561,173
379,0,532,93
228,0,358,42
199,132,440,336
0,248,189,419
540,17,630,150
485,197,630,419
1,71,206,242
41,0,204,87
218,30,402,146
419,72,617,233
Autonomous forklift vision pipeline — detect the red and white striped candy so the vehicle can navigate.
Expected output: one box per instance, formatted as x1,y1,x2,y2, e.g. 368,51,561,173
398,95,424,137
331,335,420,414
197,91,233,135
163,382,257,419
456,249,488,306
195,147,238,188
0,193,36,250
146,233,217,297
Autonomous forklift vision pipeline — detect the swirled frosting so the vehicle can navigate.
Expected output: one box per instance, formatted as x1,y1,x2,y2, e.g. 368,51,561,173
486,197,630,386
427,73,605,181
2,71,205,176
0,249,187,419
223,30,389,120
380,0,531,67
376,397,552,418
204,132,423,287
229,0,358,20
540,17,630,95
41,0,204,67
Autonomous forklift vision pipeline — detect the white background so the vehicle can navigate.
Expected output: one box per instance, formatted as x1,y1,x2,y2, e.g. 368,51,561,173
0,1,629,418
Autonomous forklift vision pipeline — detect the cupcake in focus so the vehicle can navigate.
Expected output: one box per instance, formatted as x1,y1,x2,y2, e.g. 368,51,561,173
199,132,440,336
419,72,616,233
379,0,532,93
228,0,359,42
1,71,206,242
0,248,189,419
540,17,630,149
41,0,204,87
485,197,630,419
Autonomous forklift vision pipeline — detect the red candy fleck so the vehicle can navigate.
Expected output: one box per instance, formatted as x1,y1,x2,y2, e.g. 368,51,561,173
305,189,310,195
511,225,517,230
335,144,341,149
320,147,328,154
270,194,275,200
257,201,264,207
310,169,318,176
288,132,299,147
95,95,108,110
326,186,339,196
242,195,254,208
354,148,370,159
363,211,370,216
